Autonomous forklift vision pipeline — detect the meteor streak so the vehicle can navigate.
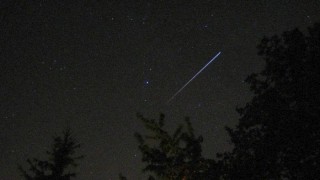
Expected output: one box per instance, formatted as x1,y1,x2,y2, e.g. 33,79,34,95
167,51,221,104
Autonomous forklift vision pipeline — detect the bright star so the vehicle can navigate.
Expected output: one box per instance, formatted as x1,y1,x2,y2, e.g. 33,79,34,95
144,80,150,85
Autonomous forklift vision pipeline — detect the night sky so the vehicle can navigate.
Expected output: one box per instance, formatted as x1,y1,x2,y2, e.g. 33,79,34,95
1,1,319,179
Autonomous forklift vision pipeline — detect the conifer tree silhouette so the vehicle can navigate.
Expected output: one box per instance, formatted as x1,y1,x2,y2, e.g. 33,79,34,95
19,128,84,180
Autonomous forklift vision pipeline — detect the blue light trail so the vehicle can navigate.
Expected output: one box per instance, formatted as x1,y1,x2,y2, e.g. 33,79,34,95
167,51,221,104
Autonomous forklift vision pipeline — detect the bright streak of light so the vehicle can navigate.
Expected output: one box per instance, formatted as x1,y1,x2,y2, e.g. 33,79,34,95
167,52,221,104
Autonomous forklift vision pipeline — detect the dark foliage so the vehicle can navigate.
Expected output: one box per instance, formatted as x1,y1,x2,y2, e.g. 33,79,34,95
220,23,320,179
119,173,128,180
135,113,220,180
19,128,84,180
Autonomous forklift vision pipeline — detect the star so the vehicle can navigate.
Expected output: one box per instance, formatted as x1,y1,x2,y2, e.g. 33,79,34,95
144,80,150,86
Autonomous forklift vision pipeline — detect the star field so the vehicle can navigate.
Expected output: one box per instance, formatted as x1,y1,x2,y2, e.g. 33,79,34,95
1,1,320,179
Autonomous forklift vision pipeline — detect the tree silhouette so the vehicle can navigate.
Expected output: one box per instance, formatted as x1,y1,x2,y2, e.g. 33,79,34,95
135,113,220,180
220,23,320,179
19,128,84,180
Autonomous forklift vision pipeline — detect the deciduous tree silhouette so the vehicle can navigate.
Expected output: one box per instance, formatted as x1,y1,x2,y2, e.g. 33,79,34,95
135,113,220,180
220,23,320,179
19,128,84,180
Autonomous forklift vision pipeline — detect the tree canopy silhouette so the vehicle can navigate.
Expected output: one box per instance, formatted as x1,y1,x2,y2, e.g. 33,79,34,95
135,113,220,180
220,23,320,179
19,128,84,180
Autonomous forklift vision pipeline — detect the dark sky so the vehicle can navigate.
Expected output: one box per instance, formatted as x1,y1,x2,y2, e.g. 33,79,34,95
1,1,319,179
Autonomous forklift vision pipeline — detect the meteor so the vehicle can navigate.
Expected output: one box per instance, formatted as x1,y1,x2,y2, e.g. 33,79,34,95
167,52,221,104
